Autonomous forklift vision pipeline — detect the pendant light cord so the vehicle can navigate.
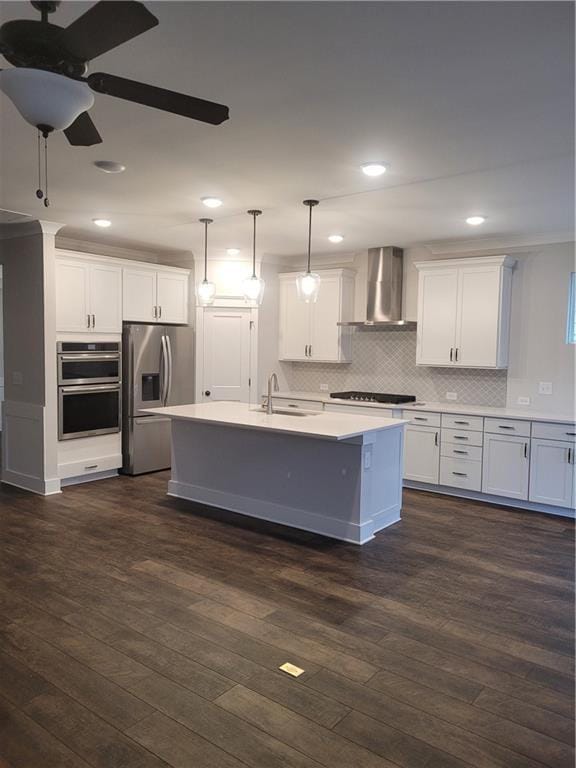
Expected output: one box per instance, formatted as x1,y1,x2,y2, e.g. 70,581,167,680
44,134,49,207
199,218,213,281
306,204,312,274
247,210,262,278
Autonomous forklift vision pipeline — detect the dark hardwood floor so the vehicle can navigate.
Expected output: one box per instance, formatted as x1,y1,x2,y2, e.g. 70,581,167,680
0,472,574,768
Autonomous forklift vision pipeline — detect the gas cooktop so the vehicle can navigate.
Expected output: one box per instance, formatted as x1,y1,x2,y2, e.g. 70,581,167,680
330,391,416,405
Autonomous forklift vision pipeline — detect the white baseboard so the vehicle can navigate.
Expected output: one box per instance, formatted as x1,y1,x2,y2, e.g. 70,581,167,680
168,479,400,544
1,469,61,496
404,481,575,518
61,469,119,487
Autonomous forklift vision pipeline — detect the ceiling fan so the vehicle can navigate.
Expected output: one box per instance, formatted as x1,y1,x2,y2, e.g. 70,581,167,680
0,0,230,147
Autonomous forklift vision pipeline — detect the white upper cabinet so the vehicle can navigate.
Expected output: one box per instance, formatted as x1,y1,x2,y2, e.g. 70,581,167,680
278,269,354,363
529,438,575,508
123,268,158,323
123,267,189,325
415,255,515,368
56,258,122,333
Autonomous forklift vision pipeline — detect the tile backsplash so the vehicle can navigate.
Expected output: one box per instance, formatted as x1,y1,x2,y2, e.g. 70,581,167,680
281,331,507,406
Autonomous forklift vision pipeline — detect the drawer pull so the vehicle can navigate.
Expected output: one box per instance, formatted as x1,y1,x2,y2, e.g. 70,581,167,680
414,417,428,421
453,436,469,440
454,421,469,425
566,432,576,436
453,449,468,455
498,425,515,430
84,464,98,470
452,471,468,477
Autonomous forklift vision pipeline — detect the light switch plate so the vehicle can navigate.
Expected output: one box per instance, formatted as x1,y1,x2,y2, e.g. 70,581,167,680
445,392,458,401
12,371,23,386
517,396,530,406
538,382,553,395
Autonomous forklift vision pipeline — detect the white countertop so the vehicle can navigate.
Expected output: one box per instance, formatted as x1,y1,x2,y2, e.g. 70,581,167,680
270,391,576,424
143,402,408,441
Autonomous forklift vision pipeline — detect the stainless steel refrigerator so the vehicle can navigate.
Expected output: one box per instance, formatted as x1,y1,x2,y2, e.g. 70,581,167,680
122,323,195,475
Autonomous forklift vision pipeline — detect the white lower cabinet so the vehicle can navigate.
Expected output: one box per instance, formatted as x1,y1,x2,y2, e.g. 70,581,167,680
529,439,575,508
404,424,440,484
482,433,530,500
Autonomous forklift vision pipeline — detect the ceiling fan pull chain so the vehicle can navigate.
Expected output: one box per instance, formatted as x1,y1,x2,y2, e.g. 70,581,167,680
43,134,50,207
36,130,44,201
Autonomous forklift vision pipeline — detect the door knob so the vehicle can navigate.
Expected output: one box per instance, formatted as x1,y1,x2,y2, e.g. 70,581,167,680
204,390,211,397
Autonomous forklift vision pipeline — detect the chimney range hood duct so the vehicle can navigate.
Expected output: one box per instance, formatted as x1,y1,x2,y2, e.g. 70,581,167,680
339,246,416,329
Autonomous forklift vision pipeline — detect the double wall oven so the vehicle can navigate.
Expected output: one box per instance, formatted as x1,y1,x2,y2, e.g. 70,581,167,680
57,341,121,440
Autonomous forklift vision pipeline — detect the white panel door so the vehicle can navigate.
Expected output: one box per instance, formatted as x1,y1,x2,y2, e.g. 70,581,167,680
157,272,188,324
310,275,341,361
123,268,157,322
529,439,574,508
404,425,440,484
89,263,122,333
202,308,251,402
56,259,90,332
279,278,310,361
455,266,500,367
416,269,458,366
482,433,529,500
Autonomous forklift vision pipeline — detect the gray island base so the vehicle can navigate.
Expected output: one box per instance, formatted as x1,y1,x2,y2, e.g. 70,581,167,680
144,402,407,545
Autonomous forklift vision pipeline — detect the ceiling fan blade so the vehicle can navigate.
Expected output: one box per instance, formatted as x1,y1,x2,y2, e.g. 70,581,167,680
59,1,158,61
87,72,230,125
64,111,103,146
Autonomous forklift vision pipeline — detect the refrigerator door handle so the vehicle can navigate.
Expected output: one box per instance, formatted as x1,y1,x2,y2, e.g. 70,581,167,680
165,335,173,405
160,335,168,405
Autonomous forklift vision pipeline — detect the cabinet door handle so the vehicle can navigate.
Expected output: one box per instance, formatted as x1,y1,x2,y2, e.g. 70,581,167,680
455,348,459,362
309,345,312,357
452,471,467,477
434,431,439,446
449,348,453,362
568,447,572,464
91,314,96,328
304,345,308,357
158,305,162,319
524,442,528,459
153,305,157,319
566,432,576,436
87,314,91,328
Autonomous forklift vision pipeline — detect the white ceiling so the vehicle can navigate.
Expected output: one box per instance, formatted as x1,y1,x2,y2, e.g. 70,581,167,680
1,1,574,261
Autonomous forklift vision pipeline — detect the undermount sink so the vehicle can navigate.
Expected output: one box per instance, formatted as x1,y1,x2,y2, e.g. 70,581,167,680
251,407,315,417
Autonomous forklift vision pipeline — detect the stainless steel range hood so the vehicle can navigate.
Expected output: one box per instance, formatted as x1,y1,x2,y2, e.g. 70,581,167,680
338,246,416,329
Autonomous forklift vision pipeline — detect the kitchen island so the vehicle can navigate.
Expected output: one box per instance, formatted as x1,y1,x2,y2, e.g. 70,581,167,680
144,402,407,544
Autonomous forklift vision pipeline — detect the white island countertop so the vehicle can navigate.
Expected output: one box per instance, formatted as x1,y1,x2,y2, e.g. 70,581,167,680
143,401,407,441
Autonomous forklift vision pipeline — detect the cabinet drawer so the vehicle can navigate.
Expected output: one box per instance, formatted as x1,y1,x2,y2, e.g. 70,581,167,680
325,403,394,417
440,456,482,491
531,422,576,442
442,428,483,447
441,414,483,432
271,397,323,411
441,444,483,461
403,411,441,427
484,417,530,437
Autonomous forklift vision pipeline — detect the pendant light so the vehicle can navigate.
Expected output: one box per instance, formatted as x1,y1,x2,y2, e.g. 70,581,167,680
242,209,265,305
196,217,216,306
296,199,321,303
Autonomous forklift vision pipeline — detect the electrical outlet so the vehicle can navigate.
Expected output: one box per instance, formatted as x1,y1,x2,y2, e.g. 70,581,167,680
319,384,329,392
538,382,553,395
12,371,23,386
445,392,458,401
517,396,530,406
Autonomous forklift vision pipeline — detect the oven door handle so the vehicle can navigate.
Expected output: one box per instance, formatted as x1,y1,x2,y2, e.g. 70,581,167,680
58,354,120,361
60,384,121,394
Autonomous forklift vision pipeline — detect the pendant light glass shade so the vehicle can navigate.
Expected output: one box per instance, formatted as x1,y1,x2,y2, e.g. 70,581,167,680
297,199,321,303
243,209,265,305
196,217,216,306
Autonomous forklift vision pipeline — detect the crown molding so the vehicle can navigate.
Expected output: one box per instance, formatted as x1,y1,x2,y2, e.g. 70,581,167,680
422,231,575,256
0,218,64,240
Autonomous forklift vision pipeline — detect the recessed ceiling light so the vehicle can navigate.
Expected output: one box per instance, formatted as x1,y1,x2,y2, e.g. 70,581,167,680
202,197,223,208
93,160,126,174
466,215,486,226
93,218,112,228
226,248,241,256
361,162,388,177
328,234,344,243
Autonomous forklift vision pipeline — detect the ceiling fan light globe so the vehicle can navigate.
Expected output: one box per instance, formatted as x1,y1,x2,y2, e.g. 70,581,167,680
242,275,265,305
296,272,321,303
0,68,94,131
196,279,216,306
